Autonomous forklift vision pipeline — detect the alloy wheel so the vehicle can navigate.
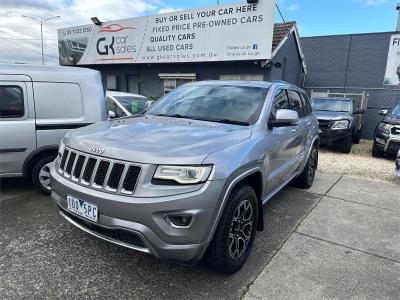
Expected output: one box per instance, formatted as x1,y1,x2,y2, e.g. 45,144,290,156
307,150,317,185
228,199,253,259
39,163,52,191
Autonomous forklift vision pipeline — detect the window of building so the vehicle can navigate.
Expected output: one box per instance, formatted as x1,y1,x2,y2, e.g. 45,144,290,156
106,75,119,91
288,90,304,116
159,73,196,94
0,86,24,118
219,74,264,81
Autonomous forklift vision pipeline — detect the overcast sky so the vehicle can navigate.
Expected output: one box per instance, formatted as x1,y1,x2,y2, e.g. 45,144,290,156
0,0,397,65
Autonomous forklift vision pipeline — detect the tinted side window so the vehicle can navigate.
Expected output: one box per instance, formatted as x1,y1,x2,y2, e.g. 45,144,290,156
270,89,289,120
0,86,24,118
300,92,312,115
106,97,125,118
288,90,304,116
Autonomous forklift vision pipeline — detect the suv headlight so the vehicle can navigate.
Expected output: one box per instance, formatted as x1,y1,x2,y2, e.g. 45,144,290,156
378,123,391,134
154,165,212,184
331,120,350,130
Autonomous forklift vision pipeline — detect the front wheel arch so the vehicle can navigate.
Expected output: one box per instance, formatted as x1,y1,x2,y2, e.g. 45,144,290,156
23,146,58,177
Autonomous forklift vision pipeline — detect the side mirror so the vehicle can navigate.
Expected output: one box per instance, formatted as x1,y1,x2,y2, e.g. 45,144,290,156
270,109,299,128
108,110,116,119
354,109,365,114
378,109,388,116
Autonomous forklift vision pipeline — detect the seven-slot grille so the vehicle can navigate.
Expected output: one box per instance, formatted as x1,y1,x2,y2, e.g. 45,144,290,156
57,147,141,195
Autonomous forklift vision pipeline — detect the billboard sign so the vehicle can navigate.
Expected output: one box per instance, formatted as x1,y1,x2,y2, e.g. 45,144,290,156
384,34,400,85
57,1,275,65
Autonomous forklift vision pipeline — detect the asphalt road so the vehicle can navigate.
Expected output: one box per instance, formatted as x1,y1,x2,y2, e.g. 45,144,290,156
0,177,319,299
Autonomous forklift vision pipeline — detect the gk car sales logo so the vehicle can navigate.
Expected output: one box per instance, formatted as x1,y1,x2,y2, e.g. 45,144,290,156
96,24,137,56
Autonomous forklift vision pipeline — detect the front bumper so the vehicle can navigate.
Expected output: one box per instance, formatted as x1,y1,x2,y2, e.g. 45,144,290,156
374,133,400,154
319,128,352,145
50,167,226,262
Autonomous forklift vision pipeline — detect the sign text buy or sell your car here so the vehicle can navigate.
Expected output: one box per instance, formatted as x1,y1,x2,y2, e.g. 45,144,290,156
57,1,275,65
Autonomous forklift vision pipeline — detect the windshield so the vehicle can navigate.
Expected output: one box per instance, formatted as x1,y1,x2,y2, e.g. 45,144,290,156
389,104,400,118
145,84,269,125
114,96,150,114
311,98,352,112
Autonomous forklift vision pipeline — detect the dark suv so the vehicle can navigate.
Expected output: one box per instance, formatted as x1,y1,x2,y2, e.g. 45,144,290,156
311,98,364,153
372,103,400,157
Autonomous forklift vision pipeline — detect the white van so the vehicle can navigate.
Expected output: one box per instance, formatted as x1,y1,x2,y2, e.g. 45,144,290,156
0,64,107,194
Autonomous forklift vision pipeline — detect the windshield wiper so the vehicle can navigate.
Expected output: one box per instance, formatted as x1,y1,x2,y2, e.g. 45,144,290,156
153,114,249,126
211,119,250,126
154,113,187,119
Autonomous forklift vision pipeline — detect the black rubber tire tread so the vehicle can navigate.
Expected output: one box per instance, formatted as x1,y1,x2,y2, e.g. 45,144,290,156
205,183,258,274
339,135,353,153
293,146,318,189
372,143,384,158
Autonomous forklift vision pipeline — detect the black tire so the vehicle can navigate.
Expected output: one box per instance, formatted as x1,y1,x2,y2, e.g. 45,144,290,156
205,184,258,274
353,127,362,144
372,143,384,158
339,135,353,153
293,146,318,189
31,156,56,195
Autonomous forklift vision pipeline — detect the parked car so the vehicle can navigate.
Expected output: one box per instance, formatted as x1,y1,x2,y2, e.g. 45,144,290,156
0,64,107,194
311,97,364,153
50,81,319,274
106,91,153,118
396,150,400,178
372,103,400,157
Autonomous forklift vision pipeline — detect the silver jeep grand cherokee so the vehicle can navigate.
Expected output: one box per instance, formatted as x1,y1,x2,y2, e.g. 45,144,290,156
50,81,319,274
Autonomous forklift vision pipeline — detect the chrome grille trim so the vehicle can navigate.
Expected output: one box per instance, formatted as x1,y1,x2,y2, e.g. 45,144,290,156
57,147,141,195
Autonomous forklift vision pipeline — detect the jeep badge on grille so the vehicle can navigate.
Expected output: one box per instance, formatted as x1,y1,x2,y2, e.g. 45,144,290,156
89,145,105,155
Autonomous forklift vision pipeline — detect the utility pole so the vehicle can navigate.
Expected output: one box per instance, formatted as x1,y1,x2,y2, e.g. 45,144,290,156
22,15,60,65
397,2,400,31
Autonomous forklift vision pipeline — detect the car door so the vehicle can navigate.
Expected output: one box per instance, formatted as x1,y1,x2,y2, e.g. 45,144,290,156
265,89,300,194
0,82,36,176
287,89,309,168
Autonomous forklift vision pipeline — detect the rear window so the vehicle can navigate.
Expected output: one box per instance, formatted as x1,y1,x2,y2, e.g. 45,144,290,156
0,86,24,118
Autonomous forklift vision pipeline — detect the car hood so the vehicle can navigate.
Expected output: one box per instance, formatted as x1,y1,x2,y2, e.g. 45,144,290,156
64,115,252,164
313,110,353,121
383,116,400,126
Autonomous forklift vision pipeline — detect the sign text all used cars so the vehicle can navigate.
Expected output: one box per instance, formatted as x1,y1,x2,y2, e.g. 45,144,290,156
57,1,275,65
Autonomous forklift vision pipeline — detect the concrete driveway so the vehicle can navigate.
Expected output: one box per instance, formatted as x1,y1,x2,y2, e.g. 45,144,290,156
0,173,399,299
245,174,400,299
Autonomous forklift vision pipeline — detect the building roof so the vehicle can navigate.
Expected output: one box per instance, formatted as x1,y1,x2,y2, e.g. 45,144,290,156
271,21,307,73
273,21,297,50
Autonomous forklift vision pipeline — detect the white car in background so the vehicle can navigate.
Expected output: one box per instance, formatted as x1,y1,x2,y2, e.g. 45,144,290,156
106,91,154,118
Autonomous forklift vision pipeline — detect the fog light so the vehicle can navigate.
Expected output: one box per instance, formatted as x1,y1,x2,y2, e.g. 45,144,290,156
166,215,193,228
